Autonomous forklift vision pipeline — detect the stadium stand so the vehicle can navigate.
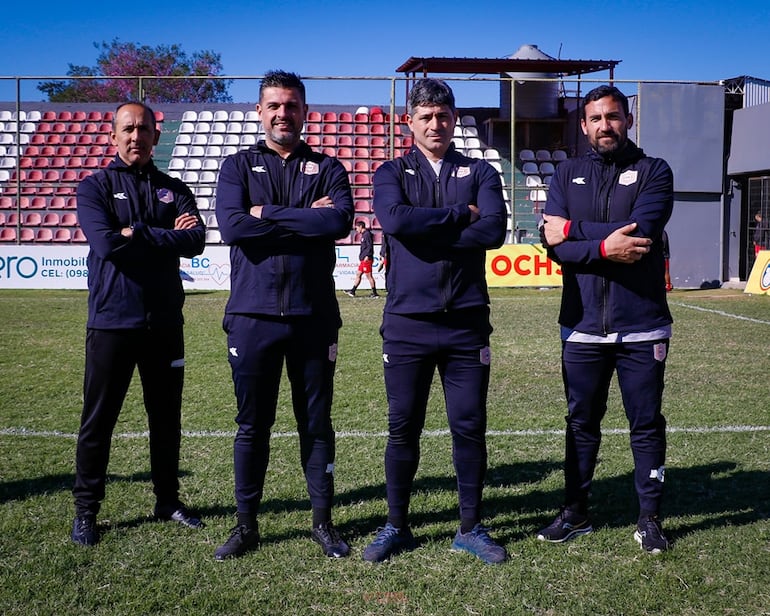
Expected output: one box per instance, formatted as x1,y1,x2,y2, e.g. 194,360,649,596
0,106,564,246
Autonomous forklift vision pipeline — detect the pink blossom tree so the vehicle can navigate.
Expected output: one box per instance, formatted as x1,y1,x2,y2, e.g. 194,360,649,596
38,39,232,103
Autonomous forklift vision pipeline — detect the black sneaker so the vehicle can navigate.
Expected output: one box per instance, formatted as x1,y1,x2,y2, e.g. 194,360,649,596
368,292,380,298
71,515,98,546
634,516,671,553
154,503,205,529
536,507,593,543
311,522,350,558
345,289,356,297
362,523,416,562
214,524,260,561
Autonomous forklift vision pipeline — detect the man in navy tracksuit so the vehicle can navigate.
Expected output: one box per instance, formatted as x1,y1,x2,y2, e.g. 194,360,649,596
214,71,353,560
72,102,206,546
537,85,674,553
362,79,508,564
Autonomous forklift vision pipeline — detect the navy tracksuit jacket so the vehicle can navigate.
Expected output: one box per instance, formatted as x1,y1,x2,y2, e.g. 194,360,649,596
215,140,353,516
545,141,674,515
372,145,506,526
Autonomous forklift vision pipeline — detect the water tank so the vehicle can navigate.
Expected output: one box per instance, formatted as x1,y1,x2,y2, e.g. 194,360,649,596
500,44,559,119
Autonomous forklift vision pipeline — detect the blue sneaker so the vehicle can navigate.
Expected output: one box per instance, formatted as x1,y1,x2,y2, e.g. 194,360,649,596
362,523,416,562
451,524,507,564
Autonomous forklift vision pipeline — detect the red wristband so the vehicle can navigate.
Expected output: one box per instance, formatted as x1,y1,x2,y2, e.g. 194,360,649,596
600,240,608,258
563,220,571,239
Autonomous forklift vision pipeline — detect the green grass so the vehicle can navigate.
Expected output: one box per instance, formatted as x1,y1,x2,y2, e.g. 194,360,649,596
1,288,769,615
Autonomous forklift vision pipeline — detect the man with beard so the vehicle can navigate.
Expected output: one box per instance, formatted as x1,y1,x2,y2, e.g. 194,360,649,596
537,85,674,553
214,70,353,560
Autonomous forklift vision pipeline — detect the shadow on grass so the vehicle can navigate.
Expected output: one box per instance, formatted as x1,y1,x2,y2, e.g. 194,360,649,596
2,461,767,545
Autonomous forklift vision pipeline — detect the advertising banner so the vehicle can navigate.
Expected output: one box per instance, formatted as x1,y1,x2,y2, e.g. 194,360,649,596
744,250,770,295
0,243,561,290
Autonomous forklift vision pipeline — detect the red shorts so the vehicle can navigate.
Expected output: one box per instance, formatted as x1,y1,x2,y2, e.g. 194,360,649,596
358,259,373,274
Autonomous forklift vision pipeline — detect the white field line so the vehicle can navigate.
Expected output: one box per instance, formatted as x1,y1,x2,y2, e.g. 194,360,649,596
669,301,770,326
2,425,769,440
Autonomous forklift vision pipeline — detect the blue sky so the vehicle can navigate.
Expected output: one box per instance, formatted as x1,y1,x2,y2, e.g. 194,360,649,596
2,0,768,107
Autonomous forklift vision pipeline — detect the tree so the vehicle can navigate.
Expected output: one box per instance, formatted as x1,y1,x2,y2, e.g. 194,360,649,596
38,40,232,103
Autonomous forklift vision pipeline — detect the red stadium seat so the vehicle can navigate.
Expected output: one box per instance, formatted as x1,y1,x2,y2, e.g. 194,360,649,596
60,212,78,226
49,196,66,210
322,112,337,122
72,228,87,242
53,228,71,242
0,227,16,241
339,112,353,123
57,111,72,122
35,228,53,242
23,212,42,226
41,212,59,226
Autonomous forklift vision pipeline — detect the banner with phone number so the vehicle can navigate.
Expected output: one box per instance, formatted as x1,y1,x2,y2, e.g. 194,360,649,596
0,244,562,290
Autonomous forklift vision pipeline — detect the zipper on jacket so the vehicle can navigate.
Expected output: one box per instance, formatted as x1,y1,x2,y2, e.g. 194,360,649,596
600,163,620,335
278,157,289,315
435,167,451,311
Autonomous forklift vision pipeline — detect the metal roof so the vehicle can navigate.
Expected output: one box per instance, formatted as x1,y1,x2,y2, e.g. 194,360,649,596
395,56,620,77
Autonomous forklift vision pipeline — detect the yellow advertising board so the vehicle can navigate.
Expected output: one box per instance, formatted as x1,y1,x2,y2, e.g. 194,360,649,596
744,250,770,295
485,244,563,287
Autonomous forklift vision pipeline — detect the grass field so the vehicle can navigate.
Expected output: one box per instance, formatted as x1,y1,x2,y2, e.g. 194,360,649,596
1,287,769,616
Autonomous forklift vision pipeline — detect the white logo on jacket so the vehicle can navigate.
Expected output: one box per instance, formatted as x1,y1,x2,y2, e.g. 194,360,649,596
454,166,471,178
405,168,416,175
619,170,638,186
251,165,266,173
113,192,127,199
571,177,586,185
304,161,319,175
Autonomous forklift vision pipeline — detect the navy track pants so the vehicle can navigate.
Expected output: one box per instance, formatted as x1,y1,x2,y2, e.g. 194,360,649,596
73,327,184,516
381,308,492,527
561,339,668,514
224,314,338,516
